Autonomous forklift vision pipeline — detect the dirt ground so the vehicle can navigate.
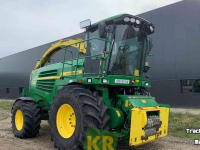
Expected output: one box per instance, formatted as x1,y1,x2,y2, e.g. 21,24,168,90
0,108,199,150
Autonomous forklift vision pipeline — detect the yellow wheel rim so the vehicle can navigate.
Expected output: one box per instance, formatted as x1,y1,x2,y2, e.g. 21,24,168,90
15,110,24,131
56,104,76,138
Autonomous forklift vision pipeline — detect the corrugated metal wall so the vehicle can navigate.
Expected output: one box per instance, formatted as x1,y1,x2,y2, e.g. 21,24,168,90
139,0,200,80
1,0,200,107
0,33,85,99
138,0,200,107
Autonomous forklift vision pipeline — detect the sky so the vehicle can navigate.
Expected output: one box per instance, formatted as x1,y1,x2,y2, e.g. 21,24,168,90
0,0,182,58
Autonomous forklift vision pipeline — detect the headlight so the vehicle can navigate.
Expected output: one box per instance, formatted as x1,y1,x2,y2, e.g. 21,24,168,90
130,18,135,23
145,82,149,87
102,79,108,83
136,20,140,24
124,17,130,22
87,78,92,83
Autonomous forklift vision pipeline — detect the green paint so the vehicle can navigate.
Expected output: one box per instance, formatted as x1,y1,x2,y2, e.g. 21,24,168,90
159,104,170,109
118,95,158,108
22,88,27,97
91,14,125,26
102,88,112,107
107,107,124,128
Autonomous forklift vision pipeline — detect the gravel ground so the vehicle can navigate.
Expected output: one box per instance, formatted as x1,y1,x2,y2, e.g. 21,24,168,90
0,108,199,150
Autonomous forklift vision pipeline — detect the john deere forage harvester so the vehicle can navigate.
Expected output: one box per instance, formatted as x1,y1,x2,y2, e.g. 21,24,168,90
11,14,169,150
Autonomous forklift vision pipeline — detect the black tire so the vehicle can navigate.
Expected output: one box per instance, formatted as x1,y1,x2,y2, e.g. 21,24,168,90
49,85,110,150
11,100,41,138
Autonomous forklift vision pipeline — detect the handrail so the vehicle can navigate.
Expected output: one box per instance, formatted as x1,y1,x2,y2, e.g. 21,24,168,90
32,38,86,72
61,49,73,79
60,37,112,79
61,38,112,48
61,54,103,63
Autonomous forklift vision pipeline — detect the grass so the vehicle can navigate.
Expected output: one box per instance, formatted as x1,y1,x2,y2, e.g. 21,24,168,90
0,100,14,110
168,112,200,140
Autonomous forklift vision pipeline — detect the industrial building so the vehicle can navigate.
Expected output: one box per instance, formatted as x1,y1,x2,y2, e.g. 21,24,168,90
1,0,200,108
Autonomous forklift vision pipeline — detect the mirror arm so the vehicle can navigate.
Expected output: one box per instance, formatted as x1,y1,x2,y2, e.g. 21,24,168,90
147,52,153,56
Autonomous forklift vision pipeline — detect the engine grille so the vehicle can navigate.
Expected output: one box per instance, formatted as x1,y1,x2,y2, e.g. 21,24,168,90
146,115,161,129
36,79,55,93
144,115,161,137
38,69,57,77
36,70,57,93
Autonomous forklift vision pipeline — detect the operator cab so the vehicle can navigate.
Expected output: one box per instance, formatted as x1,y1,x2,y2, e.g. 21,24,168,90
80,14,154,77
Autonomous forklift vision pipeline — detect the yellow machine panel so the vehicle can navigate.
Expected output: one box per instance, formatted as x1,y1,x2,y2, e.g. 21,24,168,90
129,107,169,146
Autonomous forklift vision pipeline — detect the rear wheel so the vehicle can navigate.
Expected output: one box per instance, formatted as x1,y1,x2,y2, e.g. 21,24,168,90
11,100,41,138
49,85,110,150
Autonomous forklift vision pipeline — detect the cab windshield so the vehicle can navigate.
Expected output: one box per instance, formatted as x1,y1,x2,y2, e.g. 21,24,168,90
108,25,147,76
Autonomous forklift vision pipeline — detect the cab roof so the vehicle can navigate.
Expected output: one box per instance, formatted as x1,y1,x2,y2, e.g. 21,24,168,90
88,14,155,35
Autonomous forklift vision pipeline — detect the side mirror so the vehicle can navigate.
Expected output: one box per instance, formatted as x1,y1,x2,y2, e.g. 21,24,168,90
98,22,107,39
143,62,151,73
147,37,153,54
143,65,151,73
80,19,91,29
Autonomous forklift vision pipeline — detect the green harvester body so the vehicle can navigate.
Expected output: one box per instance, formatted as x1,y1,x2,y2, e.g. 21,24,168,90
24,14,169,146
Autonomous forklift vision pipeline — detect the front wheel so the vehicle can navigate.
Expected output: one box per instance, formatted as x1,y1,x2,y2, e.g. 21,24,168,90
49,85,110,150
11,100,41,138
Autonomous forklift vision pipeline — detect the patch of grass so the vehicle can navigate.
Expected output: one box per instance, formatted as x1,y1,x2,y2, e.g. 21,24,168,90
0,100,14,110
169,112,200,140
34,140,39,143
0,136,5,138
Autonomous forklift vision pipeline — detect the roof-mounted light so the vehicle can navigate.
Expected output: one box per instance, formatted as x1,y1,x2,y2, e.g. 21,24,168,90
150,26,154,32
130,18,136,23
136,20,140,24
124,17,130,22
